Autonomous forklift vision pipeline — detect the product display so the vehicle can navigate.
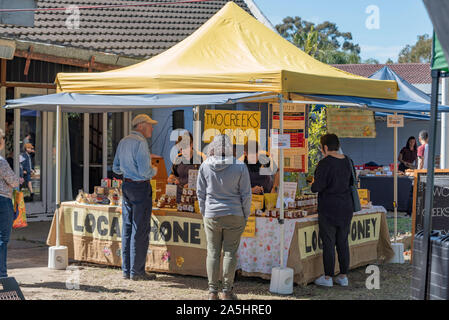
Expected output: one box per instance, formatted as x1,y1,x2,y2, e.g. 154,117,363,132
258,208,308,219
293,194,318,214
157,194,177,209
356,166,413,177
73,177,317,219
176,187,198,213
75,179,123,206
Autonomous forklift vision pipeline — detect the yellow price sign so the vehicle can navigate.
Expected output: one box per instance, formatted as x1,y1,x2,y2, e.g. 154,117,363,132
242,216,256,238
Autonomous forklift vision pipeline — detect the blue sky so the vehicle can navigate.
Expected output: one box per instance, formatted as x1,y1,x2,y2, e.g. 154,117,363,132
254,0,433,63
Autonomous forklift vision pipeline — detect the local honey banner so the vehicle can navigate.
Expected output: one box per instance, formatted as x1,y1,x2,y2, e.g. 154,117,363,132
203,110,261,144
326,108,376,138
298,213,381,259
63,206,206,249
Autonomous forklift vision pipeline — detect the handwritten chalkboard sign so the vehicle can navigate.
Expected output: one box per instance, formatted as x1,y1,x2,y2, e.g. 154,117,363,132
413,170,449,236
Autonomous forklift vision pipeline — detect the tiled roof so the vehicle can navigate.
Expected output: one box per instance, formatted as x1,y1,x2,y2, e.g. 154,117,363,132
332,63,431,84
0,0,252,59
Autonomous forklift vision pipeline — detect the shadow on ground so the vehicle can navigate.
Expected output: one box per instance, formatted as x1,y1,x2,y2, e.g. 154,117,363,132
19,282,134,294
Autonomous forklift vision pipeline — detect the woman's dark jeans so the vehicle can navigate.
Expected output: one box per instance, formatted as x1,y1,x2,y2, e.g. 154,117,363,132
318,215,351,277
0,195,14,278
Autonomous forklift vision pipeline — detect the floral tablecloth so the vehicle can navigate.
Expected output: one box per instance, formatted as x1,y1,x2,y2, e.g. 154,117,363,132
236,206,386,275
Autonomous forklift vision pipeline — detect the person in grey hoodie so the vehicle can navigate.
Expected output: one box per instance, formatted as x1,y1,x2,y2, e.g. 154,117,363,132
197,134,252,300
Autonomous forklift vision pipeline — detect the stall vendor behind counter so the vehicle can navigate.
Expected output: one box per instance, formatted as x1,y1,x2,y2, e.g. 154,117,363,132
240,140,277,195
167,132,206,202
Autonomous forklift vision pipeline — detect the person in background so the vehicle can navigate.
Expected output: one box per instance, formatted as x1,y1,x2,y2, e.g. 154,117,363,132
113,114,158,281
311,133,354,287
167,131,206,202
20,143,35,201
23,133,32,145
0,129,21,278
417,130,429,170
398,136,417,172
197,134,251,300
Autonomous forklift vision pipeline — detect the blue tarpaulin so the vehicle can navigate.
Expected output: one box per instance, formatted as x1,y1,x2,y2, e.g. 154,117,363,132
369,66,430,103
307,66,449,116
4,92,268,113
305,93,449,113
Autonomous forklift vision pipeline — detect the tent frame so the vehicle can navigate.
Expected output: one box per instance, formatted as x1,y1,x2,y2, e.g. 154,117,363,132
7,90,449,277
419,69,449,300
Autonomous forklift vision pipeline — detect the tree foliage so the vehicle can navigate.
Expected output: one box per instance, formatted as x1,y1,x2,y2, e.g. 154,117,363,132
363,58,380,64
276,17,361,64
307,105,327,178
307,105,341,178
398,34,432,63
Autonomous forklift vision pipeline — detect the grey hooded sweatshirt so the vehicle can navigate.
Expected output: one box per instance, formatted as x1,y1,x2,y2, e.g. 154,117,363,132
197,156,252,220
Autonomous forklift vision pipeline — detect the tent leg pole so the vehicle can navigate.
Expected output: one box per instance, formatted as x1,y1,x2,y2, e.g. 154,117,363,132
56,105,61,247
102,112,107,179
394,113,398,243
83,113,89,192
279,95,284,268
48,105,67,270
441,77,449,169
13,108,20,175
420,69,441,300
193,106,201,162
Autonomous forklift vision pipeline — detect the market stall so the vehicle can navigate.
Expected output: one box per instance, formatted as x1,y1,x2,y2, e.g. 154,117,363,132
46,200,393,284
356,164,415,213
359,175,413,213
7,2,405,283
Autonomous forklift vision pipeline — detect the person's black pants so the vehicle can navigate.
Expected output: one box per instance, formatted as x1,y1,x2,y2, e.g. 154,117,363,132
318,215,351,277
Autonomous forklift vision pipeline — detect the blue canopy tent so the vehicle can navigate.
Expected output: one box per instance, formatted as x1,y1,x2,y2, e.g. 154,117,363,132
370,66,430,103
305,66,449,116
4,92,268,113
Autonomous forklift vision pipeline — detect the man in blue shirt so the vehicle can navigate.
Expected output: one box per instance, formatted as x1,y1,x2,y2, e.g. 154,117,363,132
113,114,158,281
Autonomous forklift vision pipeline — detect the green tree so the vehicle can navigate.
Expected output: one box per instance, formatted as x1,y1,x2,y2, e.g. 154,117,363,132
276,17,361,64
307,105,341,178
363,58,380,64
398,34,432,63
386,58,395,64
307,105,327,178
292,25,319,56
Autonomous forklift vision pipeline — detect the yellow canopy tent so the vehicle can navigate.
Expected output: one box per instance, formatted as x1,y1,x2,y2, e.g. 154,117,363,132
55,1,398,99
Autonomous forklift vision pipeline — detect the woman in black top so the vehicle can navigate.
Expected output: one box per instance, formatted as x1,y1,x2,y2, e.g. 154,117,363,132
311,133,354,288
242,140,275,194
398,136,417,172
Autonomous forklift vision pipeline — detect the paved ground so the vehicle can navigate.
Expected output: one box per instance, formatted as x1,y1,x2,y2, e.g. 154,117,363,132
5,221,413,300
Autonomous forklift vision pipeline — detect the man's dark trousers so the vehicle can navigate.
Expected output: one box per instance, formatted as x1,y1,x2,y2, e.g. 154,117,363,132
121,181,152,277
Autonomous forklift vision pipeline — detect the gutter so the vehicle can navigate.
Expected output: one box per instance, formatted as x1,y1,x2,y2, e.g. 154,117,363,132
2,36,143,70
